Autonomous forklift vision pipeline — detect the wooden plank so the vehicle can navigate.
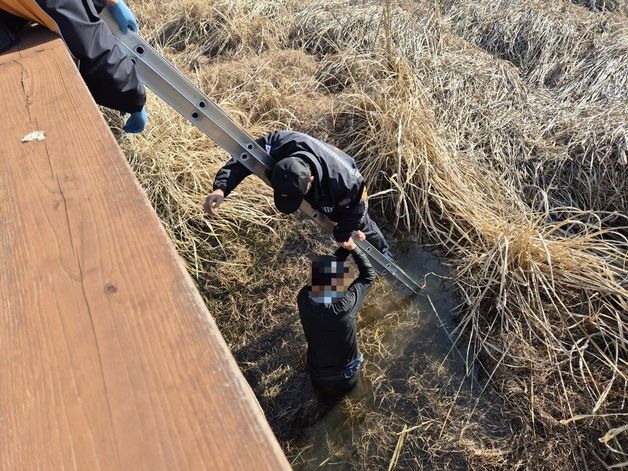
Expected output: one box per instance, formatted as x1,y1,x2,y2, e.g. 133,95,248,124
0,28,290,470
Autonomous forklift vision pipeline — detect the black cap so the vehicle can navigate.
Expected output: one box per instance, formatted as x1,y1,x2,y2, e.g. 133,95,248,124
271,157,311,214
311,255,349,286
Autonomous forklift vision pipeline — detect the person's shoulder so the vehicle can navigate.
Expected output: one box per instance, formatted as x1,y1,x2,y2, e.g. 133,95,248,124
267,130,307,150
297,285,309,301
331,290,357,315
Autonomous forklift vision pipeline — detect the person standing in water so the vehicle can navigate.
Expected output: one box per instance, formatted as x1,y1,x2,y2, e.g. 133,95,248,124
297,246,376,405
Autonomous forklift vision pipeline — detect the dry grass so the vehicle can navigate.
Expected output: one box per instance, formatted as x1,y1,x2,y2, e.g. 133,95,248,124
442,0,628,215
443,0,628,100
109,0,628,468
571,0,628,15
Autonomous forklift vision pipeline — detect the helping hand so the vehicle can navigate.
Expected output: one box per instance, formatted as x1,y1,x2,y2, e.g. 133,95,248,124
204,189,225,215
338,238,357,251
123,108,147,133
337,230,365,251
107,0,138,34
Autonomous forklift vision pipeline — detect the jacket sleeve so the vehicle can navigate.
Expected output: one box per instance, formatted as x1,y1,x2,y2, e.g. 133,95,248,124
332,198,366,242
36,0,145,114
333,246,351,262
338,247,376,317
212,157,253,197
212,136,269,196
350,247,376,285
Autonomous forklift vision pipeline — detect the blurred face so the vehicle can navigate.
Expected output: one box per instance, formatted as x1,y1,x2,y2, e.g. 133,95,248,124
309,257,352,303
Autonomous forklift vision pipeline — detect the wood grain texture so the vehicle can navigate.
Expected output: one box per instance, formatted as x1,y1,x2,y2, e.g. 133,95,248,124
0,28,290,471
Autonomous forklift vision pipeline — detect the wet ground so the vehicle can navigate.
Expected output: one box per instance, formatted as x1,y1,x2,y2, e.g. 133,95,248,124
290,242,480,469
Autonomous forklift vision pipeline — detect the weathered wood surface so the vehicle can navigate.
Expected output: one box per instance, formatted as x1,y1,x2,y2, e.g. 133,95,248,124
0,27,290,470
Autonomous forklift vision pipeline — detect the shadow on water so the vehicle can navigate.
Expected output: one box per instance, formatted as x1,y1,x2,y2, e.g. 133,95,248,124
290,242,485,470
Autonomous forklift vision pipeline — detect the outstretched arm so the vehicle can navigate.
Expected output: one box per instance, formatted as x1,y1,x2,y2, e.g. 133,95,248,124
205,135,269,215
211,157,253,197
336,247,376,317
347,247,376,313
204,158,252,215
350,247,377,285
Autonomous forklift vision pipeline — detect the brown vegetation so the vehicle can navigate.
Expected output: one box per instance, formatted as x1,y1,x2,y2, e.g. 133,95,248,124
108,0,627,468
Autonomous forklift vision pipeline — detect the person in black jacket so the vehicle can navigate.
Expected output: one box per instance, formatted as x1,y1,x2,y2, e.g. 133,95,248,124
297,246,376,405
204,130,389,254
0,0,147,132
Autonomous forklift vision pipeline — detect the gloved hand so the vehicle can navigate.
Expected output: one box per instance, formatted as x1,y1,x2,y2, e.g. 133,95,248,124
123,108,147,133
107,0,138,34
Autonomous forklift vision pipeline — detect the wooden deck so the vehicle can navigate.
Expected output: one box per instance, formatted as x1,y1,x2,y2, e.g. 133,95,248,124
0,27,290,470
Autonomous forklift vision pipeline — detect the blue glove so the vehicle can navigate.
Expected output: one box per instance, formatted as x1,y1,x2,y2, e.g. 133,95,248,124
107,0,138,34
123,108,147,133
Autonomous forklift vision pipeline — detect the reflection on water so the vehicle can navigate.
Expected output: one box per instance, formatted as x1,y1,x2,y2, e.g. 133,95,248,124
291,243,476,469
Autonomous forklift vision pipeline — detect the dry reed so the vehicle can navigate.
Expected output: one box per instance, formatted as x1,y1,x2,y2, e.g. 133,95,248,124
108,0,628,468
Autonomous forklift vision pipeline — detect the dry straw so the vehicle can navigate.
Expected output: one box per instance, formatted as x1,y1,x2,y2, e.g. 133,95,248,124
110,0,627,468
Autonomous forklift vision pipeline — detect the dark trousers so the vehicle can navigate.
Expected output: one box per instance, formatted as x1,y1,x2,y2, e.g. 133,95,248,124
359,211,389,255
310,354,363,406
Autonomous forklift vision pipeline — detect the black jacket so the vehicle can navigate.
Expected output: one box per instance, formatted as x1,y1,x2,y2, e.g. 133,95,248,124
0,0,145,113
213,130,367,242
297,247,376,380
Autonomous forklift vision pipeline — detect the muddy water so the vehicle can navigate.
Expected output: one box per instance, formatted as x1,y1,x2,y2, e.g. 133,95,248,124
291,243,477,469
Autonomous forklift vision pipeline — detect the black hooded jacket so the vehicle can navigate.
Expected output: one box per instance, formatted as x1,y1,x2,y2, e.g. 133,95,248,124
0,0,145,114
213,130,367,242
